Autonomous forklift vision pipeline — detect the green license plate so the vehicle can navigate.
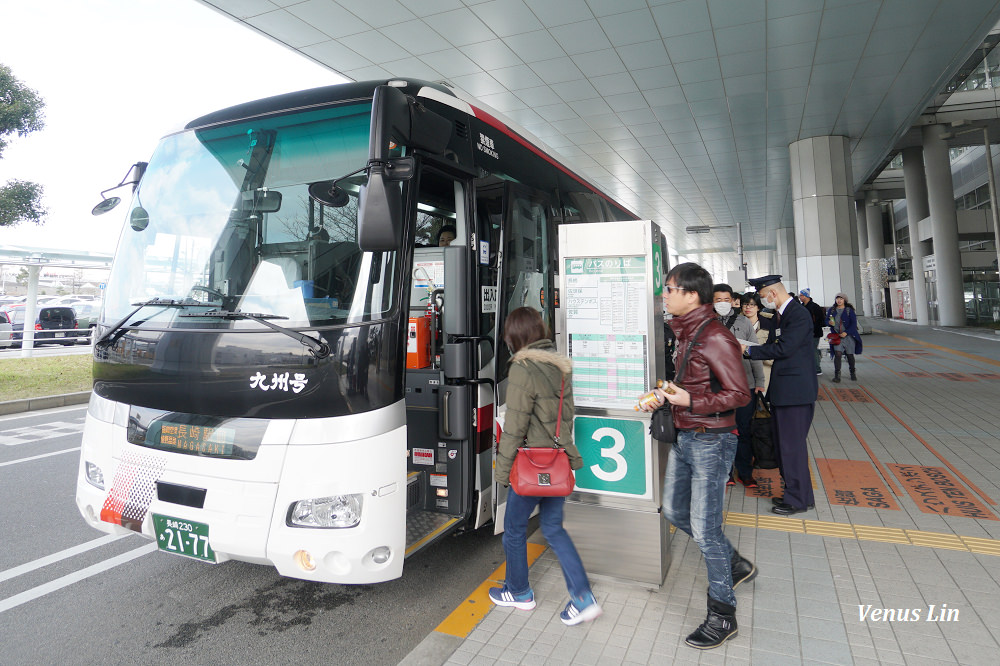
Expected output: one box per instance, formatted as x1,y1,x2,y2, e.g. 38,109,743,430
152,514,216,563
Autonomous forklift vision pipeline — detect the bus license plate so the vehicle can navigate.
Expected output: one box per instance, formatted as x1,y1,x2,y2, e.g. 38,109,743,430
152,514,216,563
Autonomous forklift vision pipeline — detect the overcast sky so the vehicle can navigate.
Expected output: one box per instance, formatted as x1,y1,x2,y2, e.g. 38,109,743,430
0,0,347,255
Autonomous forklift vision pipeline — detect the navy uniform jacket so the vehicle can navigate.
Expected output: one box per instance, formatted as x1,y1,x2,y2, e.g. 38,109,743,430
748,298,818,406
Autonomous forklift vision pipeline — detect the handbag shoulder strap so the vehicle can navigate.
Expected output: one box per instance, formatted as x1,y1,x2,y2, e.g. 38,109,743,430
674,318,713,384
527,365,568,448
554,377,565,444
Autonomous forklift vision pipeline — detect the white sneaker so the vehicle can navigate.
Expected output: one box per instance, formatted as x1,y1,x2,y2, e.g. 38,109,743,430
559,595,602,625
488,585,535,610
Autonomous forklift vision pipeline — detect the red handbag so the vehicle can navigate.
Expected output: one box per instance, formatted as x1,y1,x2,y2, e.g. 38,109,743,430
509,377,575,497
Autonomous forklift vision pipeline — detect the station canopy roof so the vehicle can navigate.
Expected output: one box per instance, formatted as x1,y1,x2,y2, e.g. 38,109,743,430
200,0,1000,272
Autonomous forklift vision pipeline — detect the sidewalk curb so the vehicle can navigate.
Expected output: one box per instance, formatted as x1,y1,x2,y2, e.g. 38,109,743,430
0,391,91,416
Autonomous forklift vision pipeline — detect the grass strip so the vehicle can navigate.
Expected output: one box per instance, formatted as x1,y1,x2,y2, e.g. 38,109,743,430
0,354,92,402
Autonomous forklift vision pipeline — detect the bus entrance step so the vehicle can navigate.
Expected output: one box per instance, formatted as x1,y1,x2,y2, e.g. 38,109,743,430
405,511,460,558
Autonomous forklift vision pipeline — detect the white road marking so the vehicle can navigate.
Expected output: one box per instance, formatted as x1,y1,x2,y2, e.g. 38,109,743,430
0,447,80,468
0,543,157,614
0,421,84,446
0,534,129,584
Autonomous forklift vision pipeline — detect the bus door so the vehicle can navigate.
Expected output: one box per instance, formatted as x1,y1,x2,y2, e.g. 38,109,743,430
403,165,479,554
492,183,558,534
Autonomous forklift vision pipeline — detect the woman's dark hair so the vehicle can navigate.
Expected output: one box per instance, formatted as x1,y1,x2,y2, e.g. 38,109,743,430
503,307,548,353
666,262,713,305
742,292,762,310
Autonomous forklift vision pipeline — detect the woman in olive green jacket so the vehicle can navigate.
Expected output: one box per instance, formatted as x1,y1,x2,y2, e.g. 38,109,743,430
489,307,601,626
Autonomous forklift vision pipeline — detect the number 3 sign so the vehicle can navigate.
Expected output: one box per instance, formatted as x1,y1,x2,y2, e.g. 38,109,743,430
573,417,650,498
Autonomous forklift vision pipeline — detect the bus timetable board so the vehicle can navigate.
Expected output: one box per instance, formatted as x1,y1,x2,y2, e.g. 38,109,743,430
565,256,649,409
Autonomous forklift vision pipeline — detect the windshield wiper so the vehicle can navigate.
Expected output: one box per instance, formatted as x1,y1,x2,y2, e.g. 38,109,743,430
181,310,331,359
94,299,189,349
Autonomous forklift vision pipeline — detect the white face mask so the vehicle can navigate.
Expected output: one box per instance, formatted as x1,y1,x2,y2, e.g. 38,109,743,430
761,295,777,310
713,301,733,316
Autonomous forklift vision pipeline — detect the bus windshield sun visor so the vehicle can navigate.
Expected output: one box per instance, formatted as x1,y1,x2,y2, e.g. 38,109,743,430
94,299,189,349
180,310,331,359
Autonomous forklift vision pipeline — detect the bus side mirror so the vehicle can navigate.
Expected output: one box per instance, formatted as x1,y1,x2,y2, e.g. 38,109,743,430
357,158,413,251
358,167,402,251
358,84,451,251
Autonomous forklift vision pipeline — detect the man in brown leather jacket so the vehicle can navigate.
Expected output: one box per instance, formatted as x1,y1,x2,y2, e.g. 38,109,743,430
640,262,754,650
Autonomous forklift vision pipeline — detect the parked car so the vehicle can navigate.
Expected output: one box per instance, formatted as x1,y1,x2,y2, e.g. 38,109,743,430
71,302,100,344
0,310,12,349
6,305,81,346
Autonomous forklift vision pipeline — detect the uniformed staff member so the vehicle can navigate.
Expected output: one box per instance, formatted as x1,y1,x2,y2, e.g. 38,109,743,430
742,274,818,516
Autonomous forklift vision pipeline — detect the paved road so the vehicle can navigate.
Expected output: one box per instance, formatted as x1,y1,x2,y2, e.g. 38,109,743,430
0,342,94,357
0,406,505,665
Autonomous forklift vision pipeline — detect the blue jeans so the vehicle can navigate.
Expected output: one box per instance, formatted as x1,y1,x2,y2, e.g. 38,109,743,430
502,488,592,601
662,430,738,607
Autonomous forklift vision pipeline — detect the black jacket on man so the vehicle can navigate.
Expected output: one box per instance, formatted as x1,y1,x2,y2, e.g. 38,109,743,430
748,298,818,407
803,299,825,338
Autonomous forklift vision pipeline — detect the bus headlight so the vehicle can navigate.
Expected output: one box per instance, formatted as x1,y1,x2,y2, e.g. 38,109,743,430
288,494,363,528
85,461,105,489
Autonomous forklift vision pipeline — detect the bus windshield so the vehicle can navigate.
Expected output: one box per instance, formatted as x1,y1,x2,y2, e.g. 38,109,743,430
104,101,399,329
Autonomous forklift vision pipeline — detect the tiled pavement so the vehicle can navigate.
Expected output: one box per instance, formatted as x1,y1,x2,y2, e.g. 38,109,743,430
404,320,1000,666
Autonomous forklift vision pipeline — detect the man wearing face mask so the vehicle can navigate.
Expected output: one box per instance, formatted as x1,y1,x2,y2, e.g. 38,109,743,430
713,284,765,487
742,275,818,516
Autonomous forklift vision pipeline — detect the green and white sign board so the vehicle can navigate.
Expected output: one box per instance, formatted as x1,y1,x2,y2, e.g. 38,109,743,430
564,255,650,409
573,416,652,500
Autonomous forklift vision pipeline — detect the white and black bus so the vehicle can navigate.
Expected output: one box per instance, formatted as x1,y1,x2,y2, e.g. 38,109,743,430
77,79,641,584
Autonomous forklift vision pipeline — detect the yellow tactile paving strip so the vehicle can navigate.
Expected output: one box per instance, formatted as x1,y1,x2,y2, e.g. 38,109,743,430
435,541,547,638
437,516,1000,639
724,511,1000,556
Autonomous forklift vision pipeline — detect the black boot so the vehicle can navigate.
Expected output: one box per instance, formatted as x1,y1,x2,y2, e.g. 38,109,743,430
731,550,757,589
848,354,857,381
685,596,738,649
833,352,842,382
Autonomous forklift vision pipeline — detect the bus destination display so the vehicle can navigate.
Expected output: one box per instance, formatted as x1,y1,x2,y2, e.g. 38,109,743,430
148,422,236,456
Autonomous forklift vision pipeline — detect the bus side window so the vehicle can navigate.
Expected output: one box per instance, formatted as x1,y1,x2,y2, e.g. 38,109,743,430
474,180,504,369
410,169,467,367
496,184,555,383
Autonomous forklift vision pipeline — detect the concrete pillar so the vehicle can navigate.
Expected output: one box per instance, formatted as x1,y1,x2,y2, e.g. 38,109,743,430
788,136,861,309
775,227,797,294
865,194,885,316
921,124,965,327
20,265,40,358
901,146,930,325
855,199,873,316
